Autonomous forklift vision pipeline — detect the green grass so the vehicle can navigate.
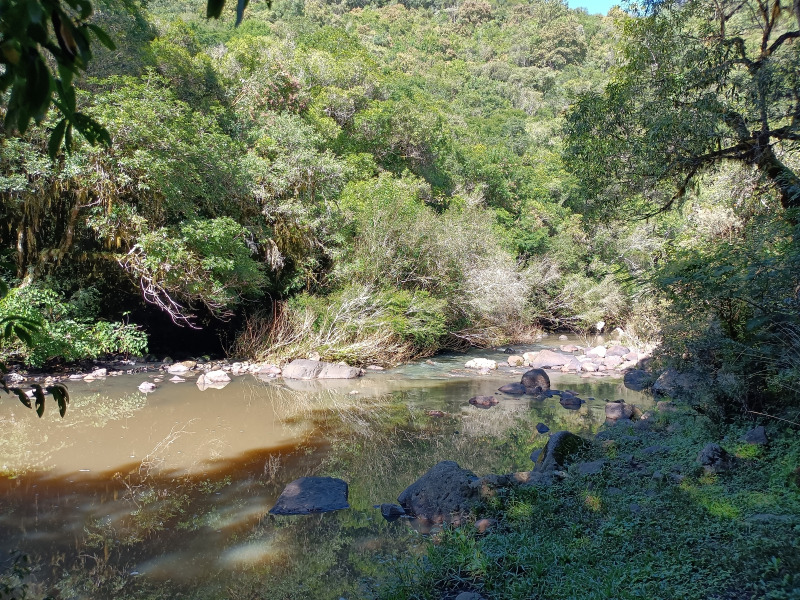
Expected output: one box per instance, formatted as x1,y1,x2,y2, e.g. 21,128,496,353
375,411,800,600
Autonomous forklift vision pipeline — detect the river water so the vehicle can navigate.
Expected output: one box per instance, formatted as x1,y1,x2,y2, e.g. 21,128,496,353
0,338,650,599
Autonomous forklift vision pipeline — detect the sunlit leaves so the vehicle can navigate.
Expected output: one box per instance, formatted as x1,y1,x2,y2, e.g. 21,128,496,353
0,0,114,156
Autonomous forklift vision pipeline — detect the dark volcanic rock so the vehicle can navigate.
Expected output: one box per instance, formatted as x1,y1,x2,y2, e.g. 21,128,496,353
379,503,407,521
559,396,584,410
498,382,527,395
270,477,349,515
533,431,587,472
521,368,551,393
536,422,550,434
623,369,653,391
469,395,499,408
697,443,735,473
398,461,479,524
282,359,363,380
741,426,768,446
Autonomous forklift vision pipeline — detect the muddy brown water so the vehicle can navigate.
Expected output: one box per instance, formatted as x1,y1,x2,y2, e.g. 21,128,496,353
0,338,651,598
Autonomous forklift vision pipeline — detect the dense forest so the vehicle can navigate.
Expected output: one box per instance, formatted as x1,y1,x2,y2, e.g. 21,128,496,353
1,0,799,417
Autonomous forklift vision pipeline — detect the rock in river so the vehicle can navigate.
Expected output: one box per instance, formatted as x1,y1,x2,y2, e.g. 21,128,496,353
398,461,480,524
282,359,363,380
498,382,526,395
521,368,550,393
465,358,497,371
269,477,350,515
469,395,499,408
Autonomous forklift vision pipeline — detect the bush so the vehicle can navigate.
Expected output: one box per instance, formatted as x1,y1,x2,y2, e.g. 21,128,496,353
234,285,446,365
654,210,800,414
0,285,148,366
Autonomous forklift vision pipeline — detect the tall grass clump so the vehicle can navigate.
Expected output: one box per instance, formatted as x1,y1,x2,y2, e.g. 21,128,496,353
235,174,541,364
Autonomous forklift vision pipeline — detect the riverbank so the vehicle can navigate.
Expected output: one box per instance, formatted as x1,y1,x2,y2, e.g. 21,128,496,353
376,406,800,600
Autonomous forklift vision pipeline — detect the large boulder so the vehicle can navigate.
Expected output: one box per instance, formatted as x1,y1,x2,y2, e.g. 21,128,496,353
523,350,573,369
469,395,499,408
521,368,551,393
605,401,636,421
532,431,587,472
606,345,630,357
623,369,654,391
697,443,735,473
397,461,480,524
740,426,768,446
282,359,363,380
652,368,702,398
270,477,350,515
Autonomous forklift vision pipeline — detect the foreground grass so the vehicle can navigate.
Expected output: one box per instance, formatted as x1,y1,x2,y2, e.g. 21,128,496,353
376,410,800,600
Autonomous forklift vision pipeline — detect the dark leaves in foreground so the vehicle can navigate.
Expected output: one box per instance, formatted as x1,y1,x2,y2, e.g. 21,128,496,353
0,380,69,418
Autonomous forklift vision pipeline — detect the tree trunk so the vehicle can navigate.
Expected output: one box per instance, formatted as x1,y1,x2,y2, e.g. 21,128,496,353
757,145,800,214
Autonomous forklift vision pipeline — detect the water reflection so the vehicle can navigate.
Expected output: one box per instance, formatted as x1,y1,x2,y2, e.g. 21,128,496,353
0,342,651,598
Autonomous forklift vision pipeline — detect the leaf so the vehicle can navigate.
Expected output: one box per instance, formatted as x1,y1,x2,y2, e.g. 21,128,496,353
28,1,45,23
72,112,111,147
31,384,46,417
87,24,116,50
207,0,226,19
236,0,250,26
48,118,68,158
48,385,69,418
21,50,53,124
9,388,32,409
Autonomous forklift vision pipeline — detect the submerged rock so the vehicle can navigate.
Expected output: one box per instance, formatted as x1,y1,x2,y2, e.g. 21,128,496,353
282,359,363,380
498,382,526,395
269,477,350,515
469,395,499,408
196,374,230,391
398,461,479,524
559,395,584,410
379,503,406,521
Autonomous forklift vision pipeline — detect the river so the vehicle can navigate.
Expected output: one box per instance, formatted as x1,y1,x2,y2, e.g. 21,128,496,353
0,337,650,599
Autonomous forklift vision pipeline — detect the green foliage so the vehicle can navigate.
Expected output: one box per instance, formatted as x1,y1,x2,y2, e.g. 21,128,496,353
654,208,800,412
0,284,147,365
378,413,800,600
564,0,800,217
0,0,115,155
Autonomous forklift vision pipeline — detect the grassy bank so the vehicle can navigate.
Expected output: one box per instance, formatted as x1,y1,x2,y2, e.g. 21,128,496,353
376,408,800,600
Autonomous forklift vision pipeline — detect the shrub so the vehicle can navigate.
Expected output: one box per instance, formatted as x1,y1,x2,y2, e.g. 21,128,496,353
234,285,446,365
0,285,147,366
